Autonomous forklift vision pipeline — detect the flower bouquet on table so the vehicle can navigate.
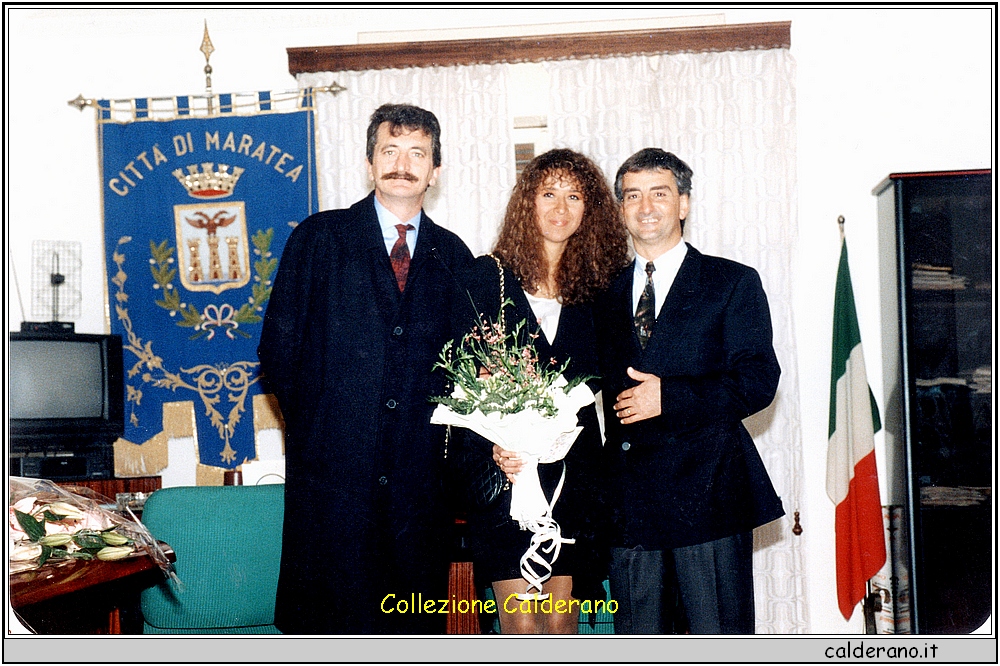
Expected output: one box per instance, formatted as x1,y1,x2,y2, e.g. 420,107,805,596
431,304,595,596
8,476,175,583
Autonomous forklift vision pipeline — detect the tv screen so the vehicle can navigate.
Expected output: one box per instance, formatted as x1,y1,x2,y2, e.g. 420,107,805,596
8,332,124,445
10,340,106,419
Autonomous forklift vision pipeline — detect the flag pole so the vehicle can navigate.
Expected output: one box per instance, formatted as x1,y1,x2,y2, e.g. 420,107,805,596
828,215,887,622
849,221,884,636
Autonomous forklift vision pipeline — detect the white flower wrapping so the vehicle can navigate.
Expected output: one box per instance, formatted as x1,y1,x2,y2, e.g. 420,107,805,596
432,375,596,594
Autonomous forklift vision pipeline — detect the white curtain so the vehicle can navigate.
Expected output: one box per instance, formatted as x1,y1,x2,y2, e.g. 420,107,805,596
298,48,805,633
546,49,806,634
298,65,514,255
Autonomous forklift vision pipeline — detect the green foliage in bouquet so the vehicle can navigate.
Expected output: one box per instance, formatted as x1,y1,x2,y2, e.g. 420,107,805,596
431,300,590,418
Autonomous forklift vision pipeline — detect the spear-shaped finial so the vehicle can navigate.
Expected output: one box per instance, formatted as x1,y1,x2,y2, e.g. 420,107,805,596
67,93,93,111
201,20,215,96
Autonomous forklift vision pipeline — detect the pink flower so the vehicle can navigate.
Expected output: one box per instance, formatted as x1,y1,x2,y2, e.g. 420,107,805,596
9,508,28,542
44,509,112,534
8,497,41,541
77,510,113,531
43,521,76,536
13,497,37,514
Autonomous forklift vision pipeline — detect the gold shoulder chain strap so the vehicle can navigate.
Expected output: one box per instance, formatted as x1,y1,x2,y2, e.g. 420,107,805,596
488,253,506,331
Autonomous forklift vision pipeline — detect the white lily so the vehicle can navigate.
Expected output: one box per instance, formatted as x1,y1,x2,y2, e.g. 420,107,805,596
10,543,43,562
45,502,85,521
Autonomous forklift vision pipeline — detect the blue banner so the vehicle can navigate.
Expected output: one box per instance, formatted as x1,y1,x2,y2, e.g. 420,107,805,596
100,93,318,467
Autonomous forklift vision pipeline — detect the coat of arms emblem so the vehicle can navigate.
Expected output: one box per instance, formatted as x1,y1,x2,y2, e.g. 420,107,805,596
172,162,249,294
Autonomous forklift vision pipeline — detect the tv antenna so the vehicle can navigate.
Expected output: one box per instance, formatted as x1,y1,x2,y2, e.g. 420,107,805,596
30,240,82,331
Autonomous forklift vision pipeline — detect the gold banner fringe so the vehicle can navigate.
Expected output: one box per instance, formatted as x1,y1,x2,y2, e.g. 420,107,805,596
196,464,226,487
112,401,195,478
163,401,197,439
113,399,283,484
113,432,168,477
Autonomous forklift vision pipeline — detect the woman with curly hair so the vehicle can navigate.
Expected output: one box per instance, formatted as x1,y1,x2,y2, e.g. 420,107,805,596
456,148,630,633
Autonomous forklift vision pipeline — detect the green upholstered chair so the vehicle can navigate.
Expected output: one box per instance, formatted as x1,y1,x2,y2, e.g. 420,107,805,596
139,484,284,634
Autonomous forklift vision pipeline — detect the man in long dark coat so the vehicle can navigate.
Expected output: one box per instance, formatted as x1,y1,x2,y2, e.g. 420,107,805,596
258,104,473,634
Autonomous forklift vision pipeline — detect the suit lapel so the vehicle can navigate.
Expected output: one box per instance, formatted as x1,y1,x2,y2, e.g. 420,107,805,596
407,213,435,291
644,246,702,359
501,269,557,360
358,194,402,320
608,266,643,356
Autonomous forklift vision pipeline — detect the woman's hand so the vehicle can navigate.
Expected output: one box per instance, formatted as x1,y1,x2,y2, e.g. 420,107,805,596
492,444,522,483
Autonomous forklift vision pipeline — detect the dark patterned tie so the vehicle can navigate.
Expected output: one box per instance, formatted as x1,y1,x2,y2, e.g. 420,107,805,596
633,261,656,349
389,223,414,291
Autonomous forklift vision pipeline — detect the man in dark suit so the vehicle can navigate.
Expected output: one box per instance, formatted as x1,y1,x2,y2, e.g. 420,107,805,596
594,148,784,634
258,104,473,634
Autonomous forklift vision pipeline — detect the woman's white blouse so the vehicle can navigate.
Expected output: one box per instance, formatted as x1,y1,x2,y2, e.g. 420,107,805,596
524,290,562,345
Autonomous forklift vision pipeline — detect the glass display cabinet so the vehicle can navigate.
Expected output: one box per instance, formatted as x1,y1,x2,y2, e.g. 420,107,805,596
875,169,992,634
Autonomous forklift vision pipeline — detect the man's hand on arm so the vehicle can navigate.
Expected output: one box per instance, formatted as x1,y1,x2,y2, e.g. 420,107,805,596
614,367,662,424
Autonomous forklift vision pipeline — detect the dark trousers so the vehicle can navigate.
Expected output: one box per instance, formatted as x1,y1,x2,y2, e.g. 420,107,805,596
609,531,755,634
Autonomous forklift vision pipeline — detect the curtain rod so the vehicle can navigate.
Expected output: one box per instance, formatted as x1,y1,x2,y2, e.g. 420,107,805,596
287,21,791,74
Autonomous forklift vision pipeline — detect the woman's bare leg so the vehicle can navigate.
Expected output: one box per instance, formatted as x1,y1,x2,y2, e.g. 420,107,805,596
492,576,579,634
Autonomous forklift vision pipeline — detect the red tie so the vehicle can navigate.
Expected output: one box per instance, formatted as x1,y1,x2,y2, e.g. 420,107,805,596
390,224,414,291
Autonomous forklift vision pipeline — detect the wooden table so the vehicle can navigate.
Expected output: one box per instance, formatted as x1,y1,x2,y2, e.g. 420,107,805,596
10,543,175,634
57,476,162,500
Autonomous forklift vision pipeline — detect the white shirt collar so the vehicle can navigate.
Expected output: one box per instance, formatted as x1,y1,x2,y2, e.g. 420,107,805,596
632,240,688,317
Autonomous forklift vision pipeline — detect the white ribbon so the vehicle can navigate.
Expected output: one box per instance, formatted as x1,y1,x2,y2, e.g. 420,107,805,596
429,377,595,596
201,303,238,340
513,461,575,598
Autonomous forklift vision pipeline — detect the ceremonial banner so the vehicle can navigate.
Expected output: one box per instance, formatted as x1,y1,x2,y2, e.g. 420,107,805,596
99,90,319,468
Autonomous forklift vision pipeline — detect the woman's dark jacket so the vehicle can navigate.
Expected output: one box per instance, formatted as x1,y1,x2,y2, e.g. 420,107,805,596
453,255,608,602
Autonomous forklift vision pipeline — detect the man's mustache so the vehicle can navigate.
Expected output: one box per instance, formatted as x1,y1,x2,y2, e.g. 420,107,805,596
382,172,418,183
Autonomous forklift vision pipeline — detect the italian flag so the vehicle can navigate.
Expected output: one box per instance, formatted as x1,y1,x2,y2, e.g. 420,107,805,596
827,236,886,621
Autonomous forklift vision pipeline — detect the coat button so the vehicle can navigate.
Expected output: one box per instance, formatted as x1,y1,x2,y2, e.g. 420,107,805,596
621,441,631,451
378,476,388,486
393,326,403,336
386,399,397,409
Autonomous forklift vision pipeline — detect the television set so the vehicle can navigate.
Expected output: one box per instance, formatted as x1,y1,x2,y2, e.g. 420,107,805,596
8,331,124,480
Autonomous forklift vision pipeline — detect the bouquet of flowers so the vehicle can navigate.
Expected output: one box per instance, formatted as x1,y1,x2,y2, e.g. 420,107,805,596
431,305,595,594
9,476,174,581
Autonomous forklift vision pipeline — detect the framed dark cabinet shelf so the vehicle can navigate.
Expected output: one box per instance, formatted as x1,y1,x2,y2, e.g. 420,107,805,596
875,169,992,634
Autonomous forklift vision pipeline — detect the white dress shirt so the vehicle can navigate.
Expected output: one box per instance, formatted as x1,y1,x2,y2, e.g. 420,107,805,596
632,241,688,318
